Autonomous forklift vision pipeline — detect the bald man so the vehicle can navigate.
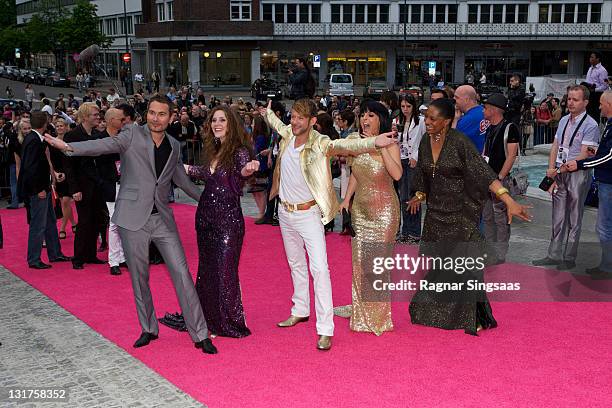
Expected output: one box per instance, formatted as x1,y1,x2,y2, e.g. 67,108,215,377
98,108,127,275
454,85,488,153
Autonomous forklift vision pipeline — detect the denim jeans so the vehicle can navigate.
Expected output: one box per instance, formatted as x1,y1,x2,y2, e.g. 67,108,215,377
597,182,612,272
27,193,62,265
9,163,19,207
399,159,421,238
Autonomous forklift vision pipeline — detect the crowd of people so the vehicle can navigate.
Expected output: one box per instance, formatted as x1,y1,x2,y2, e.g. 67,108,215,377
0,54,611,354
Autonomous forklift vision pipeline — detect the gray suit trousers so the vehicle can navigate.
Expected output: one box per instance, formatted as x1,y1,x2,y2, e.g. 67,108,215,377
119,214,208,342
547,170,591,262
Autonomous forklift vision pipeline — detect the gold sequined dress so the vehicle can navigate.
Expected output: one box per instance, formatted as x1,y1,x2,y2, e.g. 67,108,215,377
348,150,399,335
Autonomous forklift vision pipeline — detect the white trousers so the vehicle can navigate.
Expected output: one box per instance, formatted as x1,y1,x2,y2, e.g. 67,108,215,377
107,186,126,267
278,205,334,336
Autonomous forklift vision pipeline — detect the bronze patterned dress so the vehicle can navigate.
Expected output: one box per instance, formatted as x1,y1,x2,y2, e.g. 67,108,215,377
348,150,400,335
409,129,498,335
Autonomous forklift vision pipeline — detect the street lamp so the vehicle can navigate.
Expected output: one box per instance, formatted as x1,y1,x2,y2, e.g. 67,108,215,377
403,0,407,88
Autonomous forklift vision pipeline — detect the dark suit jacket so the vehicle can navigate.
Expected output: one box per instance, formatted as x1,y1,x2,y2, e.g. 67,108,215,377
63,125,103,197
17,130,51,200
95,130,121,202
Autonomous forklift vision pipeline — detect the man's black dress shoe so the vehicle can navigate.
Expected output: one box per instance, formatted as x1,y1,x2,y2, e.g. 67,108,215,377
72,261,84,270
557,261,576,270
110,266,122,275
29,262,51,269
194,338,218,354
133,332,158,348
50,255,71,263
87,258,105,264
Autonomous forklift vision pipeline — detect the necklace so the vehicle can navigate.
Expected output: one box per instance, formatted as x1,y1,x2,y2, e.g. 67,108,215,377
433,133,442,142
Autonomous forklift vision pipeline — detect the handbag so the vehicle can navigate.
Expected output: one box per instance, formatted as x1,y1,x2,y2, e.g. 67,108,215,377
342,209,356,237
503,123,529,196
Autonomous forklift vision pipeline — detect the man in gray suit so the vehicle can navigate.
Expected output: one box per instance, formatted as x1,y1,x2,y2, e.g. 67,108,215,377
45,95,217,354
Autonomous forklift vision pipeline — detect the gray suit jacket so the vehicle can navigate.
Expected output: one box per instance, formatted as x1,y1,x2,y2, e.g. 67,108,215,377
67,123,201,232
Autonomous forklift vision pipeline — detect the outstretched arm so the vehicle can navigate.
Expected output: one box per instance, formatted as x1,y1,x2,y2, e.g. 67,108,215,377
45,124,133,156
173,158,201,201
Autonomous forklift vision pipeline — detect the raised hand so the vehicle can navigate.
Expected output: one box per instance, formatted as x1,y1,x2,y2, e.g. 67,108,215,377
374,131,399,148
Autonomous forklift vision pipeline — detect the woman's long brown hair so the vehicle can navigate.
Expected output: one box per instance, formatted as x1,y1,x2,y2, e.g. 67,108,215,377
201,106,253,170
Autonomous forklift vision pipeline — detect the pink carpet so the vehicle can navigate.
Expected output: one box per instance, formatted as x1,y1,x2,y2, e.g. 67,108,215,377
1,204,611,407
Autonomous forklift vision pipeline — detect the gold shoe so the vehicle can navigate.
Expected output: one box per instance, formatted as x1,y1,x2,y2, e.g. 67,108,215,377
277,315,309,327
317,335,332,351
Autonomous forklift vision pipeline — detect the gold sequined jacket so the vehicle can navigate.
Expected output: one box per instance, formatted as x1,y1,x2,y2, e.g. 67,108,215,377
266,109,376,224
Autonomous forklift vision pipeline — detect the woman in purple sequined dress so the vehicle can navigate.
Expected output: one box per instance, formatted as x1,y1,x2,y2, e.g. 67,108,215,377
186,106,260,338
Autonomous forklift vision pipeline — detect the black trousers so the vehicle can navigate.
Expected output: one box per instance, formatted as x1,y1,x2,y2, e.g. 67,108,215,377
73,186,108,263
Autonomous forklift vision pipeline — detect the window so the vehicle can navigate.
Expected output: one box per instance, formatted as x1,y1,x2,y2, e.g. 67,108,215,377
423,4,433,23
505,4,515,23
448,5,457,23
379,4,389,23
539,4,548,23
105,18,117,35
298,4,308,23
412,5,422,23
356,4,365,23
468,5,478,23
98,20,104,34
167,1,173,20
591,4,601,23
157,3,165,22
119,16,133,35
399,4,408,24
436,5,445,24
492,5,503,23
287,4,296,23
343,5,353,23
563,4,575,23
275,4,285,23
551,4,562,23
577,4,588,23
367,4,377,23
230,1,251,21
481,5,491,23
262,4,272,21
332,4,340,23
518,4,528,23
134,14,143,25
311,4,321,23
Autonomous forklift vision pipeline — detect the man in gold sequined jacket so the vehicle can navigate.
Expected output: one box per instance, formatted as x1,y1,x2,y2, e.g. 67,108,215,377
260,99,397,351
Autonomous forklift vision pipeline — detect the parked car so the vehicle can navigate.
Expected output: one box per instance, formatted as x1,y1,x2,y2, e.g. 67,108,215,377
45,70,70,87
363,80,389,99
22,70,37,83
4,66,19,80
399,85,424,105
328,73,354,97
250,78,283,101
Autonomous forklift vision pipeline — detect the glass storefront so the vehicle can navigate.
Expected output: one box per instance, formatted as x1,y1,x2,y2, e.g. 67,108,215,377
153,50,186,88
465,54,529,87
395,52,454,87
260,51,320,86
199,50,251,87
529,51,568,77
327,51,386,86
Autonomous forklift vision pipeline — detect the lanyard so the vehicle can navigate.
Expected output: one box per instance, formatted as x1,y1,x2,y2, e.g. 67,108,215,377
560,113,587,148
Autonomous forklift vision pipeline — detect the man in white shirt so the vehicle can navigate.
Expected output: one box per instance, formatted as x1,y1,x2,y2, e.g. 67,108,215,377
106,88,121,106
261,99,397,351
586,52,609,122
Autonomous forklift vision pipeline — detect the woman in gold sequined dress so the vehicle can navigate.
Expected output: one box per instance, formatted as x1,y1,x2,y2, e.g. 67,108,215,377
337,101,402,335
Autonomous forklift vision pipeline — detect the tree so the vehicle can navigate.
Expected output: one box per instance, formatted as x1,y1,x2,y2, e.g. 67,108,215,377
56,0,111,53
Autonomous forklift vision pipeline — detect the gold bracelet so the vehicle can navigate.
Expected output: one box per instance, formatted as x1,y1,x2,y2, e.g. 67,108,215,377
415,191,426,202
495,187,509,198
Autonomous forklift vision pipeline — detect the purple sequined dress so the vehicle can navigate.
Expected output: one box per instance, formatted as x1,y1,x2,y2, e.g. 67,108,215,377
188,147,252,338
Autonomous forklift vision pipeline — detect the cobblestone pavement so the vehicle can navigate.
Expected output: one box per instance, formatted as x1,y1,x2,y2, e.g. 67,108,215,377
0,266,205,408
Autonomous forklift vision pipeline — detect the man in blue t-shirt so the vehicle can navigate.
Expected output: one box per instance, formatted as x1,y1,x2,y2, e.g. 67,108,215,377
454,85,489,153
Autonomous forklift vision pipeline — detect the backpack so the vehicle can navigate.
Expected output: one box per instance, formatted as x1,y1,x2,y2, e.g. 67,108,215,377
304,73,316,98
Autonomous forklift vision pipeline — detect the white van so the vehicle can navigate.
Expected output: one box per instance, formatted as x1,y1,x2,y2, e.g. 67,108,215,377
328,73,354,96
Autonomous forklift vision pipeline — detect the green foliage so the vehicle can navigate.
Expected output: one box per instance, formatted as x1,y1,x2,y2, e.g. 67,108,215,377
0,0,110,63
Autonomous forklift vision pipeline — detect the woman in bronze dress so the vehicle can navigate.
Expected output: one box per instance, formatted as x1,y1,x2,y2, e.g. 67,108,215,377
337,101,402,335
407,99,530,335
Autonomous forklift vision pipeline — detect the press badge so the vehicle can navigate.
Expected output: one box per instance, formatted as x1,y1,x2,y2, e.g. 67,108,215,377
556,147,568,165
